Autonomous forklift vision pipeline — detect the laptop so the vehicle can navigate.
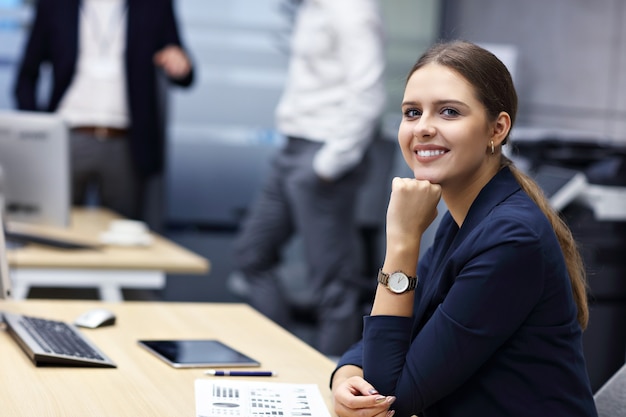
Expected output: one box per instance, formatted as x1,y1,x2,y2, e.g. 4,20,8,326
0,219,116,368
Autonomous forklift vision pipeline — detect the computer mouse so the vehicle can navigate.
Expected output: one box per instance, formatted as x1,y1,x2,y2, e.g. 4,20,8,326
74,308,116,329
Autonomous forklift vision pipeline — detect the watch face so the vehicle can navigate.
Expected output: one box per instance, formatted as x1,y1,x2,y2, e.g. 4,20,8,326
388,272,409,293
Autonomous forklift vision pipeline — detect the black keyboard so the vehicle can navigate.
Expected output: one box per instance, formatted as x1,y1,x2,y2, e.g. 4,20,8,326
21,316,107,360
2,312,116,367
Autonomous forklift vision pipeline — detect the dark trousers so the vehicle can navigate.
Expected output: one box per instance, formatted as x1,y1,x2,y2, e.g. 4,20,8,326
234,137,366,356
70,131,142,220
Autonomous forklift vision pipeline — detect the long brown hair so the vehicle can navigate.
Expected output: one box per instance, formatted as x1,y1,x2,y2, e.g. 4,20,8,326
408,40,589,329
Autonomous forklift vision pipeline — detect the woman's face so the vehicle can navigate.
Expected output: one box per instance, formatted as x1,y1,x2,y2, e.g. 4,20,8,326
398,63,499,191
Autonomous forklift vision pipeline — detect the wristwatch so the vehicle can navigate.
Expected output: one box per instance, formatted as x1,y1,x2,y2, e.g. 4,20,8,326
377,269,418,294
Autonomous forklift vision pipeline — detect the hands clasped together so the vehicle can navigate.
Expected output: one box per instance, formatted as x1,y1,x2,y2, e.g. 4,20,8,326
333,375,397,417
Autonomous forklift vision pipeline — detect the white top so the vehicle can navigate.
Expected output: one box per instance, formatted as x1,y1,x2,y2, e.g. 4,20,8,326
57,0,129,128
275,0,387,180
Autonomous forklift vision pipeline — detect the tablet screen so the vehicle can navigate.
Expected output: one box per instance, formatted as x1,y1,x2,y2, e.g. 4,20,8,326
138,339,260,368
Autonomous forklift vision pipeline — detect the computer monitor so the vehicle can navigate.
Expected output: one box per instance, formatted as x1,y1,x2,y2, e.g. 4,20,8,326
0,110,70,227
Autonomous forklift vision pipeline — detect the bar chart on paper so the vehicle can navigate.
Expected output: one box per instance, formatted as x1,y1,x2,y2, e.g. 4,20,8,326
195,379,331,417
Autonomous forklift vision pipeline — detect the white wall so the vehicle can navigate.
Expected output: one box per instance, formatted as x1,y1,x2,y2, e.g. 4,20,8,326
442,0,626,145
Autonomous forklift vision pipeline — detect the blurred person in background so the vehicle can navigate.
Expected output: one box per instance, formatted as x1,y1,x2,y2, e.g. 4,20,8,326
13,0,194,221
233,0,386,357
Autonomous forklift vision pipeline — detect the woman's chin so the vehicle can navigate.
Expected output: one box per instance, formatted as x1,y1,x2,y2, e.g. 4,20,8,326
413,170,439,184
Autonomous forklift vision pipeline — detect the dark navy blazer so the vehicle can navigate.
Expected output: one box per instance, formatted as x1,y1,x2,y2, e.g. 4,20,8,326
13,0,194,177
336,167,598,417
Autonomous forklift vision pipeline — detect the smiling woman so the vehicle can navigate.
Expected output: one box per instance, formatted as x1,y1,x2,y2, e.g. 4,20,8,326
329,40,598,417
398,62,509,202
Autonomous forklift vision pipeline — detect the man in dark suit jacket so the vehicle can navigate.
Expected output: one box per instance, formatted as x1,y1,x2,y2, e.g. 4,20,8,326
14,0,194,220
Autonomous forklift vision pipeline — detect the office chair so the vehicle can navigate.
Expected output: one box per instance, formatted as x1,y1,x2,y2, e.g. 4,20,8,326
594,362,626,417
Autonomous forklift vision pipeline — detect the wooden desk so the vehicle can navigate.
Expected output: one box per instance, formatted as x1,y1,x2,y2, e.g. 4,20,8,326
6,208,210,302
0,300,337,416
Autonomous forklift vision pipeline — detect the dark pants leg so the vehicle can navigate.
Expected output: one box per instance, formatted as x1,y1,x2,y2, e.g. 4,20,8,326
234,138,365,356
70,131,142,219
233,144,296,330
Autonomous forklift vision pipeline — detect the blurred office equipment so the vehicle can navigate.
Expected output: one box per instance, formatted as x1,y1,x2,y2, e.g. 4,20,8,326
594,362,626,417
0,110,70,227
510,128,626,392
0,211,12,299
531,165,588,212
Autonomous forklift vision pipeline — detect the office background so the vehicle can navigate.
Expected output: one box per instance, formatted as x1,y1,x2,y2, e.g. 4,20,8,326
1,0,625,392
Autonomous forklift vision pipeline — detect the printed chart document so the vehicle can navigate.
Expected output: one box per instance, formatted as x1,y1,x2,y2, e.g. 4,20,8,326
195,379,331,417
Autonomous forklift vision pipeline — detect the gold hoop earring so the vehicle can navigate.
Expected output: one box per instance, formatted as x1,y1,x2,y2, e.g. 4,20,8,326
490,141,495,155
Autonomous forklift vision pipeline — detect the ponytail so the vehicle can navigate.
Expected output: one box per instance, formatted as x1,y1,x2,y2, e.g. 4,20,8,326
502,159,589,329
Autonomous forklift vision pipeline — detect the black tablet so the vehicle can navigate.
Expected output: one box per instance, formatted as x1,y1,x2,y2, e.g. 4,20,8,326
137,339,260,369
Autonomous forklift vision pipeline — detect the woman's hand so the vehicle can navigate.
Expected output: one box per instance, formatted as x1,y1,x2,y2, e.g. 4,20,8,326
333,375,396,417
385,177,442,253
370,177,442,317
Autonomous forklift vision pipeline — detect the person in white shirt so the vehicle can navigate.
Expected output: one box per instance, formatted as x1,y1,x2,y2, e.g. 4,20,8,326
14,0,193,220
233,0,386,356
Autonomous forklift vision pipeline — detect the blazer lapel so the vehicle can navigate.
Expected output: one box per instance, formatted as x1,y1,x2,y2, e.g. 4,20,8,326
442,167,520,259
412,212,459,333
411,167,522,336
